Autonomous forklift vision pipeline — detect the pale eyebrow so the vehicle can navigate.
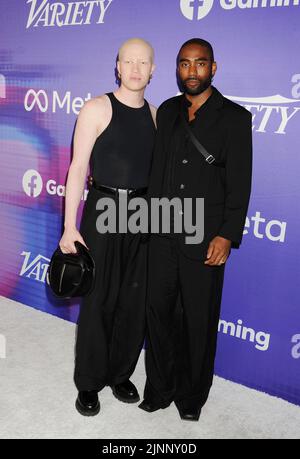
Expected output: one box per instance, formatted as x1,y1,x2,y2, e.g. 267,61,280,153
122,57,150,62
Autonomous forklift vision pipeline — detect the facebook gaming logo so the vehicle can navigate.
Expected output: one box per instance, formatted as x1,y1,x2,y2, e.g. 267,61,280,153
180,0,214,20
180,0,300,19
22,170,43,197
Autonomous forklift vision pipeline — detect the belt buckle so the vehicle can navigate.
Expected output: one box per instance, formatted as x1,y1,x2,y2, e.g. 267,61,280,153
117,188,129,197
206,155,215,164
117,188,139,197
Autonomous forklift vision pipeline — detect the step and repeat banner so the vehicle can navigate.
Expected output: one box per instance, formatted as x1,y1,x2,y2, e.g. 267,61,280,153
1,0,299,405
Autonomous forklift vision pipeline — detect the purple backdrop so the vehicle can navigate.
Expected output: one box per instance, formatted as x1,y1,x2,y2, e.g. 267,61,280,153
1,0,300,405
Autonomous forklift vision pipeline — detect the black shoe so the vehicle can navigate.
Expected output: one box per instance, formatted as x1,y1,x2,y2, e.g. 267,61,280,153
178,406,202,422
112,380,140,403
75,390,100,416
138,399,171,413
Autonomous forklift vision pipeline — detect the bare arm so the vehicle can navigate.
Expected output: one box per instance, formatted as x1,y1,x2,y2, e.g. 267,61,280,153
59,99,100,253
64,100,99,229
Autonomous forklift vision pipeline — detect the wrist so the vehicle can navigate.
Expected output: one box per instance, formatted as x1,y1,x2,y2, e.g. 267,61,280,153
217,235,231,243
64,223,77,231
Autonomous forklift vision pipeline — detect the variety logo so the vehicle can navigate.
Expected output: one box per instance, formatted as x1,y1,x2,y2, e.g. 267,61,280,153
24,89,91,115
218,318,271,351
0,74,6,99
176,78,300,134
291,334,300,359
227,93,300,135
19,251,50,283
26,0,114,28
180,0,300,21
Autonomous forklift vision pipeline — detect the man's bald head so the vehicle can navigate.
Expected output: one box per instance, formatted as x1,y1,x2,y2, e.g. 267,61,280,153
118,38,154,63
116,38,155,92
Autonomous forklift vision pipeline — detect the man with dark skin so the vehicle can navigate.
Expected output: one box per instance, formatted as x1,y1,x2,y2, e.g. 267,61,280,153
139,38,252,421
180,43,232,266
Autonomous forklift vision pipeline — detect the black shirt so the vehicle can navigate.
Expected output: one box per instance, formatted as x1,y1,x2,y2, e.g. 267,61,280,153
163,87,216,198
161,88,218,234
147,85,253,251
90,92,156,189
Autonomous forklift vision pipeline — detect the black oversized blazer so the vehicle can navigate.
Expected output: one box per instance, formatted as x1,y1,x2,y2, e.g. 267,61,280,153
147,86,253,260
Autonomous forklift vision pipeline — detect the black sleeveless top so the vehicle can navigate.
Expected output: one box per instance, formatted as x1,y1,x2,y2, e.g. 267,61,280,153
90,92,156,189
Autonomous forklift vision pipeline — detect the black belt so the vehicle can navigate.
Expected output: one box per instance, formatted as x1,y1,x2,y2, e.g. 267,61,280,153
90,180,147,198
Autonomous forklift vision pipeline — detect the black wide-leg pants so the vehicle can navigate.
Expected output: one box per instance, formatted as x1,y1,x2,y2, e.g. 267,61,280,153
144,234,225,412
74,187,147,391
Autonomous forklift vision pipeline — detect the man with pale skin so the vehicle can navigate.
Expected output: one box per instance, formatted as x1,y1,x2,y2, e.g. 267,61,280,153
59,38,156,416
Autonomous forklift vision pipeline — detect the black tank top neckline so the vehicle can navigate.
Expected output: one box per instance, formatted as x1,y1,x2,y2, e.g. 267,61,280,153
110,92,147,110
89,91,156,189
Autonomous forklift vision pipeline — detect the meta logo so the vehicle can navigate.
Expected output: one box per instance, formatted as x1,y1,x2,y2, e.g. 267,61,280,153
244,211,287,243
25,89,48,112
24,89,91,115
291,334,300,359
0,74,6,99
180,0,300,20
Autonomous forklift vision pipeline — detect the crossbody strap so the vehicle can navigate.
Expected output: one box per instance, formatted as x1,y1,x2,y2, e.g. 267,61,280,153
180,112,225,168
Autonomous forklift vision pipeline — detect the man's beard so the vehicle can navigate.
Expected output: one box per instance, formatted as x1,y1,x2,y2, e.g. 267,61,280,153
180,74,212,96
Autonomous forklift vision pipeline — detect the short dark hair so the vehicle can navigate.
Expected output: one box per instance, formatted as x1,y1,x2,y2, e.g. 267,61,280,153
177,38,214,64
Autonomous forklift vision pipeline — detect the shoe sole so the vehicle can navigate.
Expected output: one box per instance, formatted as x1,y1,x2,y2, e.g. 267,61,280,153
138,402,171,413
75,399,100,416
112,390,140,404
179,409,202,422
179,415,201,422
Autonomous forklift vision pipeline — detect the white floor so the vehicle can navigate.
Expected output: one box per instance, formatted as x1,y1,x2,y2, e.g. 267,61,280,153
1,295,300,439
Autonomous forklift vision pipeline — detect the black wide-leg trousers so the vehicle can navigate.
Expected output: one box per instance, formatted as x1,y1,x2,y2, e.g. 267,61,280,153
144,234,225,412
74,187,147,391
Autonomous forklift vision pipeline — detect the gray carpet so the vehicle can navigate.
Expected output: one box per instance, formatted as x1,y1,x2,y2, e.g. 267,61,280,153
0,296,299,439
